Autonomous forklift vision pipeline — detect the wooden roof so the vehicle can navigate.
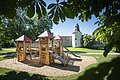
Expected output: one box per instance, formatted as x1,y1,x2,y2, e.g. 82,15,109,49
54,35,63,40
15,35,32,42
35,39,39,42
38,31,53,38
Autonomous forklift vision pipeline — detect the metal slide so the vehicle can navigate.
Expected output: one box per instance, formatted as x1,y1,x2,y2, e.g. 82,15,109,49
49,50,67,64
63,46,81,58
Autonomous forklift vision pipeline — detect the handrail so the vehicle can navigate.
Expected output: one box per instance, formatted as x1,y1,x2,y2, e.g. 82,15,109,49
63,46,81,58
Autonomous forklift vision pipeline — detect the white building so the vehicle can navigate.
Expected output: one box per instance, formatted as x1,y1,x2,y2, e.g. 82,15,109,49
61,24,82,47
72,24,82,47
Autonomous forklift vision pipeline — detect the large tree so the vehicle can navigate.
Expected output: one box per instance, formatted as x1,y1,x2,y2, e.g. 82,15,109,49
0,7,53,45
0,0,120,56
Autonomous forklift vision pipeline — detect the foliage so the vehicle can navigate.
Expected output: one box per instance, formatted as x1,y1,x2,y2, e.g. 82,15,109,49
0,0,47,19
82,34,96,48
0,8,53,46
29,14,53,39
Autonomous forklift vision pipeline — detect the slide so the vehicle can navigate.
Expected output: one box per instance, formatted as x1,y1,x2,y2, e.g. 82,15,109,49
49,50,68,64
64,46,81,58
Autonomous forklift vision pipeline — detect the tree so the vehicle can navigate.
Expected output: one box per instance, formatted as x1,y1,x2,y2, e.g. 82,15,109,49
29,14,53,39
0,8,53,46
82,34,96,48
0,0,120,56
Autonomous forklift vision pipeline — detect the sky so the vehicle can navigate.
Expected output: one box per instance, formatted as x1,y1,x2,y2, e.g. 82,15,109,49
45,0,99,36
51,16,99,36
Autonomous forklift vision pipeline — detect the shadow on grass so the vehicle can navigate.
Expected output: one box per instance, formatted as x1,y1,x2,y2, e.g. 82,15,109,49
0,71,49,80
77,57,120,80
0,52,16,55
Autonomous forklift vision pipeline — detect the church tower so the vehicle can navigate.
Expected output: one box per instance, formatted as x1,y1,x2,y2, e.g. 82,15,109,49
72,24,82,48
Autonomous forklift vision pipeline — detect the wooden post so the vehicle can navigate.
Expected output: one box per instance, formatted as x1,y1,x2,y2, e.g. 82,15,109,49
23,41,26,62
29,42,32,60
16,42,19,61
39,38,42,65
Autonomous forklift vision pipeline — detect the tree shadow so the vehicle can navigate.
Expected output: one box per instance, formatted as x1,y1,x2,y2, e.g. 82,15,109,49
49,62,80,72
0,71,49,80
77,57,120,80
64,51,87,53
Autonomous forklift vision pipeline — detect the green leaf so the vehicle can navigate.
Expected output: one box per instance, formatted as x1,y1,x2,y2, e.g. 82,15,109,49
27,4,34,18
40,0,46,6
103,28,120,57
56,0,59,3
39,2,47,16
47,3,56,9
36,5,42,18
53,10,59,24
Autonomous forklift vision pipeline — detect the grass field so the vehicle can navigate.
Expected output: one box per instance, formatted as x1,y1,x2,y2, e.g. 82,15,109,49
0,48,16,54
0,47,115,55
65,47,115,53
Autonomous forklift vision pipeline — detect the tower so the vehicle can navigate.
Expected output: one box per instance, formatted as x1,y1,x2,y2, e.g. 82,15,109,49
72,24,82,48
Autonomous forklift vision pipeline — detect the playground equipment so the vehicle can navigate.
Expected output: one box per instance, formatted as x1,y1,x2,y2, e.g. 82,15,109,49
64,46,81,58
15,35,32,62
38,31,54,65
52,35,70,65
16,31,82,66
54,35,64,56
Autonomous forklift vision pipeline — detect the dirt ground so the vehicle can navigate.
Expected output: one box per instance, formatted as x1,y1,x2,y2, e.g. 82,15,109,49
0,55,97,77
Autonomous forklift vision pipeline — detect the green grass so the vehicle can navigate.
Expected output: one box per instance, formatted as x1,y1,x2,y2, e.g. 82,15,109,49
65,47,115,53
0,47,120,80
0,56,14,61
0,48,16,54
0,54,120,80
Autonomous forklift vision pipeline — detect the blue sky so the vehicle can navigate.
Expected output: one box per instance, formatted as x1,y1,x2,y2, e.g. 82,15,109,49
45,0,99,36
51,16,99,36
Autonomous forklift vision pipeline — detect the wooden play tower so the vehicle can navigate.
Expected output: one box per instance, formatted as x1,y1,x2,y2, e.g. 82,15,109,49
38,31,54,65
16,35,32,62
54,35,64,56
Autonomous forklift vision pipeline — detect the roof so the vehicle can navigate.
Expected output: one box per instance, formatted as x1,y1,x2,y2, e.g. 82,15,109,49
54,35,63,40
15,35,32,42
38,31,53,38
35,39,39,42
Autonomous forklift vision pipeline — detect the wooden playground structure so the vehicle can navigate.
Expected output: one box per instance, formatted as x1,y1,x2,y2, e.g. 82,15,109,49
16,31,81,66
15,35,32,62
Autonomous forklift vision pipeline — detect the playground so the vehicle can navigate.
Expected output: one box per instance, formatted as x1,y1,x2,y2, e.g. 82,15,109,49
15,31,84,66
0,31,97,77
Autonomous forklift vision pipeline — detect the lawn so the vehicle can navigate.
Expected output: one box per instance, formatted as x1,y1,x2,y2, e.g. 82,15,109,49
0,48,16,54
0,47,116,55
0,54,120,80
65,47,115,53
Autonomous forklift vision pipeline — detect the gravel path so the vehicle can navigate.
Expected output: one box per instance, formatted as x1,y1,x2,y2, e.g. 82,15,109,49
0,56,97,77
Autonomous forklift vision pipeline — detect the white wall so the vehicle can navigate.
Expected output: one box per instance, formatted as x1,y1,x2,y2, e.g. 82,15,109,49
72,32,82,48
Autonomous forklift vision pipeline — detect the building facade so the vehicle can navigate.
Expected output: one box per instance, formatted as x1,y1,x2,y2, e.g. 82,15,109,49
61,24,82,47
